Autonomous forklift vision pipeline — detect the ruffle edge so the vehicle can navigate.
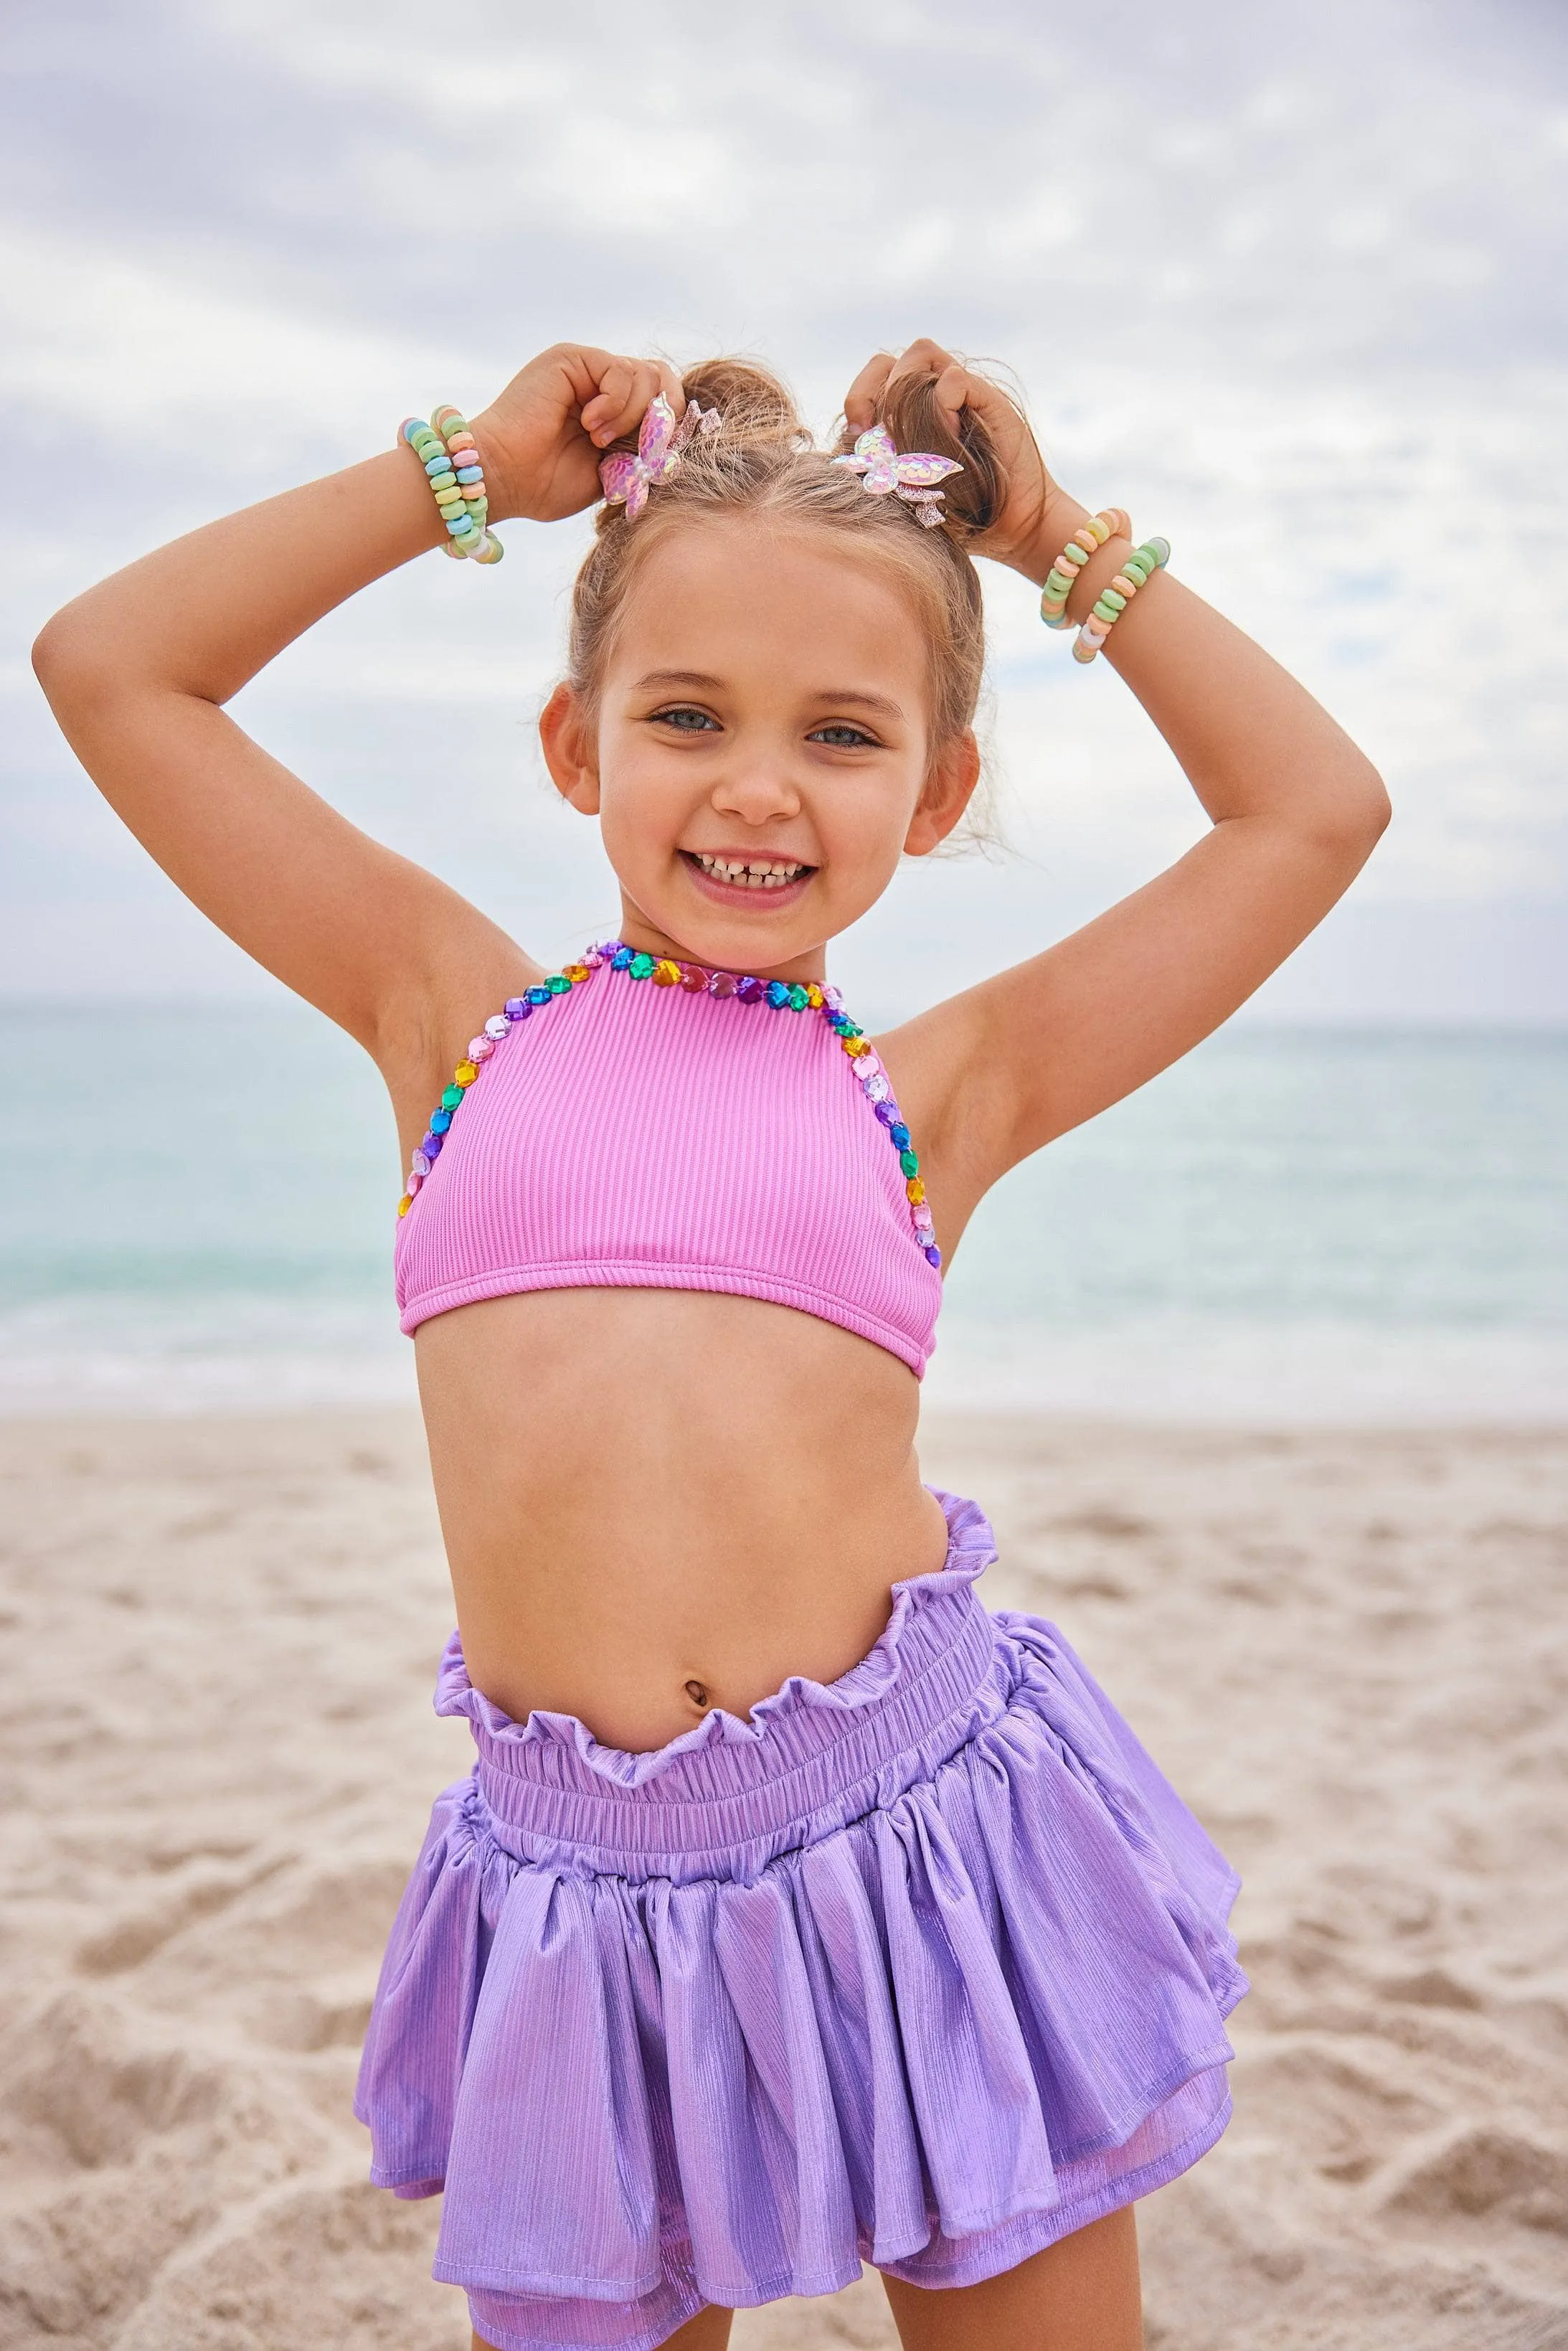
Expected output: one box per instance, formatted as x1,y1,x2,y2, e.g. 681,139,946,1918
357,1603,1247,2336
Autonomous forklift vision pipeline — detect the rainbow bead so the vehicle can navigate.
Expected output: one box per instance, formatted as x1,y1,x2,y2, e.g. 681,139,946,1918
394,941,940,1268
396,958,599,1207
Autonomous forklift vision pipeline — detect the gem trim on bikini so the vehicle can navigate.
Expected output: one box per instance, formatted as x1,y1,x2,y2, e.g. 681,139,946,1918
397,942,940,1268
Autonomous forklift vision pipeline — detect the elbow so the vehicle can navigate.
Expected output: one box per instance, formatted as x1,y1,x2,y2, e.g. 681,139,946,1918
1310,755,1392,870
32,606,124,723
1352,760,1393,859
32,609,91,710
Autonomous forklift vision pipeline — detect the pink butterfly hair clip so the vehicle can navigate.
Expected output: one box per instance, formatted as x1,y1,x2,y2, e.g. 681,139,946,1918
598,393,721,521
832,425,963,528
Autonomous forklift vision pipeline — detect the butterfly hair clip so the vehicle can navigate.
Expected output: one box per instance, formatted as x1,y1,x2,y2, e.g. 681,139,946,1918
598,394,721,522
832,425,963,528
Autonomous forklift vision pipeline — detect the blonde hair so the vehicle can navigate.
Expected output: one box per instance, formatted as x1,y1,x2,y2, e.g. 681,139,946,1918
565,357,1018,853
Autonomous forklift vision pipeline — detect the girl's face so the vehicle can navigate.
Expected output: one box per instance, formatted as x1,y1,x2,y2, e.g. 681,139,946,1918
540,517,978,980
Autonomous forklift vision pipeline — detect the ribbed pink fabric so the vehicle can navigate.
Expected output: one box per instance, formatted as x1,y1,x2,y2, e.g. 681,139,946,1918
395,966,943,1376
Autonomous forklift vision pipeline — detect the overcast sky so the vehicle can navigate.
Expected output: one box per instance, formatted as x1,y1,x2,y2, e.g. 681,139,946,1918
5,0,1566,1021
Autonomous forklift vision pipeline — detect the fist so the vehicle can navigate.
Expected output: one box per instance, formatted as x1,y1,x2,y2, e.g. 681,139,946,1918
844,339,1062,578
468,346,686,525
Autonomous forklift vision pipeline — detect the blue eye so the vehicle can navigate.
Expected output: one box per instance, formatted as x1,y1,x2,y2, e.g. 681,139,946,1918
811,723,877,748
653,706,719,732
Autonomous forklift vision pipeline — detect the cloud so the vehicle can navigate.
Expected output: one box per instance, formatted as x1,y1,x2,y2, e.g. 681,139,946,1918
4,0,1565,1007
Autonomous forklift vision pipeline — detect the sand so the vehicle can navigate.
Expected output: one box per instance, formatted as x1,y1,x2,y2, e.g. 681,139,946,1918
1,1408,1566,2351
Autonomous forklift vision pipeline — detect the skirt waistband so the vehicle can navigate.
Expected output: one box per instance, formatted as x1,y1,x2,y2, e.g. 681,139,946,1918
433,1489,1004,1878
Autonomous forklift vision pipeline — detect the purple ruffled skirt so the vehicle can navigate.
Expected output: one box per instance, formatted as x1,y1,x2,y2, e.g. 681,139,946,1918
355,1490,1247,2351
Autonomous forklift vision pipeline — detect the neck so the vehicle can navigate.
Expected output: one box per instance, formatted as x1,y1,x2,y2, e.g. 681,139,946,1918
613,908,828,987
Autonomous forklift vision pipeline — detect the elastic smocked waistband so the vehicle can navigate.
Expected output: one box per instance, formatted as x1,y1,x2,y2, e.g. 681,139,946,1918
435,1488,1005,1878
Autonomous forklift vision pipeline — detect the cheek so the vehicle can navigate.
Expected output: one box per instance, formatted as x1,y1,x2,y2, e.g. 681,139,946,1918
821,759,928,858
596,732,686,845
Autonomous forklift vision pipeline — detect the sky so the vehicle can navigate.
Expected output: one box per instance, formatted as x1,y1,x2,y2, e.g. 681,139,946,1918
4,0,1567,1023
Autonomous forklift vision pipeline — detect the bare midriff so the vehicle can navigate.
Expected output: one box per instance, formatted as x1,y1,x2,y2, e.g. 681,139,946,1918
415,1284,952,1754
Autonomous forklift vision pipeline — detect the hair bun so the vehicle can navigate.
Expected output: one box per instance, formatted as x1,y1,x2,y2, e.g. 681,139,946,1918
679,358,809,450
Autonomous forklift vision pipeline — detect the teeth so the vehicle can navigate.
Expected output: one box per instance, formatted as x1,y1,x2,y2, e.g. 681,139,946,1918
692,853,808,888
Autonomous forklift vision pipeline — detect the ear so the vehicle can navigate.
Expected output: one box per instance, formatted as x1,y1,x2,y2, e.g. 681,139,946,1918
539,681,600,814
903,729,981,857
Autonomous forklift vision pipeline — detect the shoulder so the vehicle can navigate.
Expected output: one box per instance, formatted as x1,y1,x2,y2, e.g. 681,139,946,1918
869,989,1015,1248
374,907,549,1149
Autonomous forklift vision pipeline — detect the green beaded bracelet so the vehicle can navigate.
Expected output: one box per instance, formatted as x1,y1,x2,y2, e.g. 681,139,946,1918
1039,508,1132,629
1072,536,1171,664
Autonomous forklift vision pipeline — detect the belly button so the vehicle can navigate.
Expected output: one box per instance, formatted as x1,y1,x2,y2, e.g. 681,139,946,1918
683,1678,709,1710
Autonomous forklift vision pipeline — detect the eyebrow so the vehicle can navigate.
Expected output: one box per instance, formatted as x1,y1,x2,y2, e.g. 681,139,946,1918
633,670,908,722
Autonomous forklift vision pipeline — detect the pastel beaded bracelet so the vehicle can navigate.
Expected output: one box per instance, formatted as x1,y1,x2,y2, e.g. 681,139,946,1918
1070,535,1171,664
1039,509,1132,629
399,407,503,563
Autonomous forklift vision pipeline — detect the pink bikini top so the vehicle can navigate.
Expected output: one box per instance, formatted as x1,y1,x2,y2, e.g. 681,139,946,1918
394,939,943,1377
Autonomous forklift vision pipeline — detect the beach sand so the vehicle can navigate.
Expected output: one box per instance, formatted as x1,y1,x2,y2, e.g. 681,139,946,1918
2,1408,1565,2351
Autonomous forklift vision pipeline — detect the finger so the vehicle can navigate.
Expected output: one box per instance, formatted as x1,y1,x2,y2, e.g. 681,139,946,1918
843,352,896,431
554,344,623,425
933,360,1027,454
581,358,665,447
621,358,670,435
654,359,687,419
579,356,637,443
884,336,960,392
931,362,972,432
607,359,666,437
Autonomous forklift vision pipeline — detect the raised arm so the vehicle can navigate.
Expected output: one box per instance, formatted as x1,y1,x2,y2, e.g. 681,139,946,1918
857,341,1391,1220
29,347,685,1088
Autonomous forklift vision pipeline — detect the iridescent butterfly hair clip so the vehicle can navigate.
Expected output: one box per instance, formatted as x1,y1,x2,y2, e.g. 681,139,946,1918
598,393,722,522
831,425,963,529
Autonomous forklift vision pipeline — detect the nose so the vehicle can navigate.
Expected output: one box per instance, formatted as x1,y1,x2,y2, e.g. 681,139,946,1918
709,760,801,825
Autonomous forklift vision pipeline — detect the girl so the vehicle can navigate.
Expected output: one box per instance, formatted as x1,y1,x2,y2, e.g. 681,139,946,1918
32,338,1388,2351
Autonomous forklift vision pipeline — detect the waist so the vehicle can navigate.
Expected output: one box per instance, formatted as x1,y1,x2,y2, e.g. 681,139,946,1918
436,1487,1003,1882
416,1286,950,1745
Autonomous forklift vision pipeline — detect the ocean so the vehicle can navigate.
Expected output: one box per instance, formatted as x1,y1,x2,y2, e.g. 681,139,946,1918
5,1005,1565,1423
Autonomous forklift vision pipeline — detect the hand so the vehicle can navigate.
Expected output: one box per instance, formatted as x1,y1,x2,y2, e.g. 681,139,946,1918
843,339,1068,582
468,346,686,526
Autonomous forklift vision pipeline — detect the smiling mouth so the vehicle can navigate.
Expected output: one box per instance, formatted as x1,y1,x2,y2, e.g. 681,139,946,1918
681,851,816,891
